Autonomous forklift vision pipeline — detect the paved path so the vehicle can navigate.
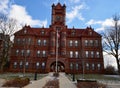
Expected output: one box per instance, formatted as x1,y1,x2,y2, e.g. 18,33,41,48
59,73,77,88
24,72,77,88
0,79,5,87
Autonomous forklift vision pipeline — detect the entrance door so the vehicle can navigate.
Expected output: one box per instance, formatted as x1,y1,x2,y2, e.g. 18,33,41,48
50,61,65,72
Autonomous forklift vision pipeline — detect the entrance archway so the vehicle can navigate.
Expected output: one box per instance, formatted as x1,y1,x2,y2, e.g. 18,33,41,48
50,61,65,72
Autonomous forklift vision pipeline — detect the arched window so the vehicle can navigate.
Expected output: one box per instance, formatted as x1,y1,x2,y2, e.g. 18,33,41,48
43,51,46,57
27,50,30,56
25,62,29,69
16,50,19,56
70,63,73,70
19,61,23,69
92,63,95,70
86,63,89,70
96,52,100,58
37,39,41,45
13,62,17,69
70,51,73,58
43,40,47,46
37,50,40,57
75,51,78,58
85,40,88,46
75,40,78,46
36,62,40,69
69,40,73,46
91,51,94,58
76,63,79,70
85,51,89,58
97,64,101,70
42,62,45,69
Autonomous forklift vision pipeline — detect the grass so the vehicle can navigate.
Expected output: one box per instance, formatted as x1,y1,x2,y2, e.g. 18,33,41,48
0,72,48,80
67,74,120,82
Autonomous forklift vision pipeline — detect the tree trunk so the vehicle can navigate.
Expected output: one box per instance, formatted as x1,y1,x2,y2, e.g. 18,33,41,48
116,58,120,74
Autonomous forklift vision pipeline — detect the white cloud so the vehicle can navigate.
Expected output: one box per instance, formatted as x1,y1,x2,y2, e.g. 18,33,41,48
9,4,47,27
0,0,47,28
66,4,85,23
69,0,80,3
103,52,117,69
0,0,9,14
86,19,102,25
86,18,114,32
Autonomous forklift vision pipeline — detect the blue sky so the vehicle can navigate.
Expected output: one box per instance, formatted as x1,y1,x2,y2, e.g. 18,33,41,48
1,0,120,31
0,0,120,68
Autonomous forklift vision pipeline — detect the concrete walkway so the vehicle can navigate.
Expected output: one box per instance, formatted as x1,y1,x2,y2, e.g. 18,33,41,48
24,72,77,88
59,73,77,88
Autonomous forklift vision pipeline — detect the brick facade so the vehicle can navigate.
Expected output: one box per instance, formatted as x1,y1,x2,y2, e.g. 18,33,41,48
10,3,104,74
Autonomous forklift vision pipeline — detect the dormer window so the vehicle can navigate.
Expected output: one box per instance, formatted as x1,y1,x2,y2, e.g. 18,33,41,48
24,29,27,34
89,31,92,35
41,30,45,35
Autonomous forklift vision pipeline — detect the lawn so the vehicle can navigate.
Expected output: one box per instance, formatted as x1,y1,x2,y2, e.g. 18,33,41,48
67,74,120,83
0,73,48,80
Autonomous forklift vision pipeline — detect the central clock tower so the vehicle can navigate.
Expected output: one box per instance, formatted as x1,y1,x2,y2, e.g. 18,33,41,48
50,3,66,28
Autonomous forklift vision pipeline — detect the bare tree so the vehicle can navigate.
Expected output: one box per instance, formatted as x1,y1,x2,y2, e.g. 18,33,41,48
0,13,17,72
103,14,120,73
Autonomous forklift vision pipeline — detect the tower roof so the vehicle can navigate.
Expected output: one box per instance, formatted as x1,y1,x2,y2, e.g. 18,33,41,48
52,3,66,9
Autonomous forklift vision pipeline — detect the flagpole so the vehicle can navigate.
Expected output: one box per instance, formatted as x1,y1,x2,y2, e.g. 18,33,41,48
56,29,58,73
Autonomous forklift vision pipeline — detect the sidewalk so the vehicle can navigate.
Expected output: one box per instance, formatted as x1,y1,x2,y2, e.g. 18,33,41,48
59,73,77,88
24,72,77,88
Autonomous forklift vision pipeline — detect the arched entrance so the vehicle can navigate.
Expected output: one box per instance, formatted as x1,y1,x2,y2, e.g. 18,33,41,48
50,61,65,72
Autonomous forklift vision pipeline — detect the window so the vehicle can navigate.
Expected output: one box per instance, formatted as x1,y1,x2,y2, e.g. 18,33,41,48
16,50,19,56
42,62,45,69
27,50,30,56
28,38,31,44
85,40,88,46
75,40,78,47
85,51,89,58
92,63,95,70
14,62,17,69
90,40,93,46
36,62,40,69
96,52,100,58
25,62,29,69
24,29,27,34
43,40,47,46
69,40,73,46
70,51,73,58
19,61,23,69
95,40,98,46
17,38,20,44
41,31,45,35
75,51,78,58
37,39,41,45
72,32,75,36
89,31,92,35
21,50,24,56
86,63,89,70
43,51,46,57
97,64,101,70
22,38,25,44
91,51,94,58
37,50,40,57
76,63,79,70
70,63,73,70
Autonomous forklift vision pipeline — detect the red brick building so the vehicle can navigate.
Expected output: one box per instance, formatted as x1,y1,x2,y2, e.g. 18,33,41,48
10,3,104,74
